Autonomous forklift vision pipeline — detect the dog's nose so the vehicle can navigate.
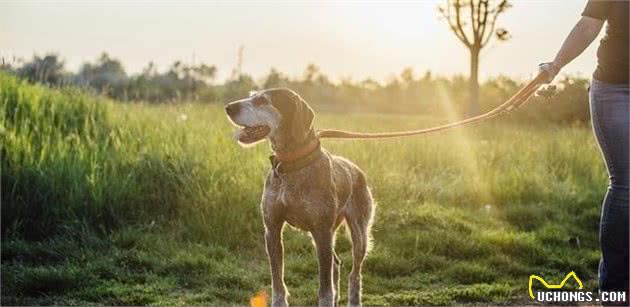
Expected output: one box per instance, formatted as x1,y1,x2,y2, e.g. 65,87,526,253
225,103,240,117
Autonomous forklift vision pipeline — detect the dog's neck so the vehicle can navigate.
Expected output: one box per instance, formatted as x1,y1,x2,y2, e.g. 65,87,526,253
270,129,315,152
270,130,319,163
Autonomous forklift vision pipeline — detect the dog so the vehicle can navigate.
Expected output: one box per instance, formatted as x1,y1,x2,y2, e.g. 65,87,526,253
225,88,375,307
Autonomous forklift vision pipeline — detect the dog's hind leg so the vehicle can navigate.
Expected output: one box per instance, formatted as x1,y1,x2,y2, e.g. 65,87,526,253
345,179,374,307
333,250,341,307
332,217,344,307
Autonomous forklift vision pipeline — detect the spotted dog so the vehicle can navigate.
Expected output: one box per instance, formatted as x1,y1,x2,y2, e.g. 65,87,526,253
225,89,375,307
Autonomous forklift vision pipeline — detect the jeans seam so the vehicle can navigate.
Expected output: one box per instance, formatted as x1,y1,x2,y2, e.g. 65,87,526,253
590,87,614,174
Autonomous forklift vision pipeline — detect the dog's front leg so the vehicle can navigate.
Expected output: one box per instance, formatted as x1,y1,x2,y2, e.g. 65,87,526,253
265,222,288,307
313,230,335,307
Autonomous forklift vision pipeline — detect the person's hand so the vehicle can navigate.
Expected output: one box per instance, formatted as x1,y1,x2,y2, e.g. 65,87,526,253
538,62,561,83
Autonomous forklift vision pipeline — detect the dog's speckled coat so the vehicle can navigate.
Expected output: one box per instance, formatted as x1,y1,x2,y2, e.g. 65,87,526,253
225,89,375,307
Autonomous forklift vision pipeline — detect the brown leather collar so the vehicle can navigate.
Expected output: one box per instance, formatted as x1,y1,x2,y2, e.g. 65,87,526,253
273,138,320,163
270,138,323,176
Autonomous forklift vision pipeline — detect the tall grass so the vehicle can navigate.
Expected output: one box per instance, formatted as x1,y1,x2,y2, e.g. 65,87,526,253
1,73,264,245
1,73,608,305
2,74,117,238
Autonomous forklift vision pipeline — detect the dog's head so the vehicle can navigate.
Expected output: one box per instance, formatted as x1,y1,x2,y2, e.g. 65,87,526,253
225,88,314,148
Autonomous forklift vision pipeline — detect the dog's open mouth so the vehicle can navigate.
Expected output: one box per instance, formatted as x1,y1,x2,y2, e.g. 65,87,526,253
235,125,271,144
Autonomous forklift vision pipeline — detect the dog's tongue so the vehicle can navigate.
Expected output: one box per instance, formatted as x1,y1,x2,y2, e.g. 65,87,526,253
236,126,271,144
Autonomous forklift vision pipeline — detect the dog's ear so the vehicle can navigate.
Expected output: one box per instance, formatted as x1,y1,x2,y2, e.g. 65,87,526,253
267,88,314,143
288,91,314,143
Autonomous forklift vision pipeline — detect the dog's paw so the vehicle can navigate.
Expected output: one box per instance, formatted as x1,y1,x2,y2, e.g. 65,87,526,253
272,295,288,307
318,294,335,307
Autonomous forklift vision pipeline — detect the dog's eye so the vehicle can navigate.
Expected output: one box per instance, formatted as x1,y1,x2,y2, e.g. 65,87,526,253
253,96,268,106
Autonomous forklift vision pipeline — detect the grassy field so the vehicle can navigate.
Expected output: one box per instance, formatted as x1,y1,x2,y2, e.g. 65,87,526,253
1,73,606,305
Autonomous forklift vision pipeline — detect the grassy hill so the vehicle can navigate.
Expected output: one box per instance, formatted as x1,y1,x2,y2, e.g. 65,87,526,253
1,73,605,305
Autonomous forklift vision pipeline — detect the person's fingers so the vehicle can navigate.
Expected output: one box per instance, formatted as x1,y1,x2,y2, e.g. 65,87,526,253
538,62,559,83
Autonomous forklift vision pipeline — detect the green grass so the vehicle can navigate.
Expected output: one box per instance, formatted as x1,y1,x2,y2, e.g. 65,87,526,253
1,73,606,305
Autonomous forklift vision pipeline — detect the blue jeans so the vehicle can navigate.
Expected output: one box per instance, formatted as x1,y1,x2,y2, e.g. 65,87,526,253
590,79,629,296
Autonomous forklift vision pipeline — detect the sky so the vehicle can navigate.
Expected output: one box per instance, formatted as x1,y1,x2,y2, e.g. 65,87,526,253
0,0,602,83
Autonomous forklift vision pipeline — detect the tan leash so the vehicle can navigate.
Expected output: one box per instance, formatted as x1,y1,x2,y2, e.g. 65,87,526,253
316,72,547,140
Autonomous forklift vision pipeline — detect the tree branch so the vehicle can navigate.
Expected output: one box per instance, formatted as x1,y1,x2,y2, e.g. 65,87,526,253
481,0,511,46
470,0,479,43
481,11,499,47
441,0,472,47
478,0,491,41
453,0,473,47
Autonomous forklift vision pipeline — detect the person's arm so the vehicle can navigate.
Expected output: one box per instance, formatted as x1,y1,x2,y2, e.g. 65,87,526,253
540,16,605,83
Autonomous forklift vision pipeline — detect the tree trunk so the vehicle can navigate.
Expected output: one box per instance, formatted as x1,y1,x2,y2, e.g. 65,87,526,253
468,48,480,115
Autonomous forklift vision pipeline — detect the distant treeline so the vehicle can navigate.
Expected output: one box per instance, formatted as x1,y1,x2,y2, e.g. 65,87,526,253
1,52,590,122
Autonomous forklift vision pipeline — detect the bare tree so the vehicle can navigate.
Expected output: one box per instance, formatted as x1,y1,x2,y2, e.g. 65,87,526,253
438,0,511,114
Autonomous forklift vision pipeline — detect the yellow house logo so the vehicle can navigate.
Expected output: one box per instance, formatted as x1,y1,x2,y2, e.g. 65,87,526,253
528,271,584,299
